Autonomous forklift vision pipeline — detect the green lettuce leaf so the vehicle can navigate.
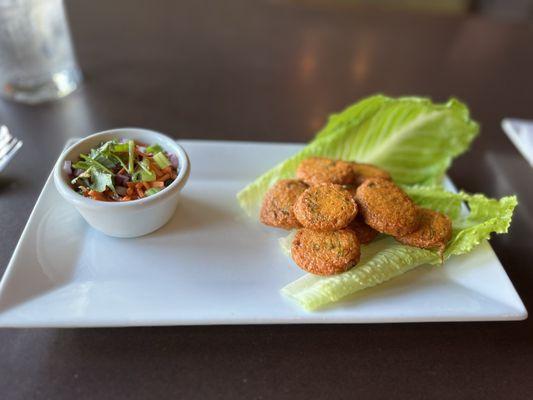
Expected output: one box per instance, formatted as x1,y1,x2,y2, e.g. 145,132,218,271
281,188,517,310
237,95,479,217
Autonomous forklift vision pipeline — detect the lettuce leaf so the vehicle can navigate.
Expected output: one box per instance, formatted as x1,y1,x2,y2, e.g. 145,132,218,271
237,95,479,217
235,94,513,311
281,188,517,310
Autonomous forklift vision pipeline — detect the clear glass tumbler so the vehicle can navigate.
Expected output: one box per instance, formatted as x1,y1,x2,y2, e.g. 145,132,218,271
0,0,82,104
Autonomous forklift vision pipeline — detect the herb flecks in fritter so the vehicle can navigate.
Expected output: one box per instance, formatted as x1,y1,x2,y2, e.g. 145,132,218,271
348,215,379,244
291,228,361,276
350,162,391,186
355,178,419,236
294,183,357,231
260,179,308,229
297,157,356,186
259,157,453,277
395,207,452,255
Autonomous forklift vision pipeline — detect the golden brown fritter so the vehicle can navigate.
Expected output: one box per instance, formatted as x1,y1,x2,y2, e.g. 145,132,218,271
344,185,357,197
350,162,391,186
355,178,419,236
296,157,356,186
260,179,308,229
395,207,452,251
291,228,361,276
348,216,379,245
294,183,358,231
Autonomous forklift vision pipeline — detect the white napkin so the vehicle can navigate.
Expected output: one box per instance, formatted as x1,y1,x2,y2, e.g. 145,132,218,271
502,118,533,167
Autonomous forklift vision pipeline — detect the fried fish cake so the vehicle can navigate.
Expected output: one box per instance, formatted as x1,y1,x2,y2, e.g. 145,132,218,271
355,178,419,236
350,162,391,186
260,179,308,229
395,207,452,251
296,157,356,186
291,228,361,276
348,215,378,244
294,183,358,231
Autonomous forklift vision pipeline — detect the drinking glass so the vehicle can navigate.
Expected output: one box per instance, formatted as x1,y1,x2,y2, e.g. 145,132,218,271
0,0,82,104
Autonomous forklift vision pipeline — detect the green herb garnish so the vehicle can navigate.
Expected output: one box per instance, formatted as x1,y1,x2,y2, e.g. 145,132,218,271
68,138,177,200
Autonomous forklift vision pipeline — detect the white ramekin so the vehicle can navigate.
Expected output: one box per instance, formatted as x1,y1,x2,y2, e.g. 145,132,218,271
53,128,190,238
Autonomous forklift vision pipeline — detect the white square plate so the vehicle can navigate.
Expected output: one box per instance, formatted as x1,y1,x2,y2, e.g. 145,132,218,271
0,140,527,327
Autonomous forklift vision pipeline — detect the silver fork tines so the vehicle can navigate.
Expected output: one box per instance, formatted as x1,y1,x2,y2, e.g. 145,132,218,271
0,126,23,172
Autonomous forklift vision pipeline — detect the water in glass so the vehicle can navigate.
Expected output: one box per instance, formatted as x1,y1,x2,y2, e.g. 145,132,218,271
0,0,82,104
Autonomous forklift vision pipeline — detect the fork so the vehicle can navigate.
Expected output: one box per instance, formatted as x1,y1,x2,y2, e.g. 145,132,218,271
0,125,23,173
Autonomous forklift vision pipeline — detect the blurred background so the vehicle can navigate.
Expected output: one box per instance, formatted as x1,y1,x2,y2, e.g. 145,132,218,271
1,1,533,399
291,0,533,19
1,0,532,140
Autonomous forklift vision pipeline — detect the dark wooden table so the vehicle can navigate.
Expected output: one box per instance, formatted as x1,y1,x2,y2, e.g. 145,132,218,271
1,1,532,398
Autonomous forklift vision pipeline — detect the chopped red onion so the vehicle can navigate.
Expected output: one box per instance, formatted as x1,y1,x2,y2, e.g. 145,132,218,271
63,160,72,175
137,146,146,153
116,186,128,196
169,153,179,168
115,173,130,186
